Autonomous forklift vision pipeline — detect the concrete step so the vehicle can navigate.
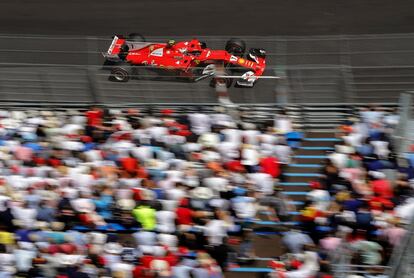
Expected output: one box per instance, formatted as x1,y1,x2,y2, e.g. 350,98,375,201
288,163,323,168
303,137,341,142
283,173,322,178
293,155,328,159
298,146,335,151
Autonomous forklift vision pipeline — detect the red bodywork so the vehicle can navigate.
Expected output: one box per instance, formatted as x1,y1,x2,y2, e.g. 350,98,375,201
105,36,266,82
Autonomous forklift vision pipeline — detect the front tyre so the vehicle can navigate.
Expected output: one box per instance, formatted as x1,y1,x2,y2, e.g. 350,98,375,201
210,72,233,88
110,64,133,82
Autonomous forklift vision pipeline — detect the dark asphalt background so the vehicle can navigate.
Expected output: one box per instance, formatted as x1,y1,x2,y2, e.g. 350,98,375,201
1,0,414,36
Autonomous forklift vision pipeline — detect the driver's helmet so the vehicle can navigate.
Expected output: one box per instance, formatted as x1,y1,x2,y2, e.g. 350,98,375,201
166,40,176,48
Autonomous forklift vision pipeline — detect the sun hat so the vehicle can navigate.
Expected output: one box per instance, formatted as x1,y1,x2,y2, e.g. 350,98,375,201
58,254,83,266
117,199,136,210
150,259,170,276
103,242,123,255
197,252,214,266
190,187,214,200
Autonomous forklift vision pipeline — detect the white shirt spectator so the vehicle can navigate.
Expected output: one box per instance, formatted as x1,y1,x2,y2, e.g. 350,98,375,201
329,152,349,169
70,198,95,213
221,128,242,144
370,141,390,159
84,150,103,162
307,189,331,211
232,196,257,219
162,134,186,145
210,113,233,126
158,233,178,249
203,177,229,194
112,140,136,157
204,220,230,246
61,124,83,135
131,145,153,162
166,187,186,202
247,173,274,195
0,195,11,212
188,113,211,135
147,126,168,142
343,133,365,147
216,141,239,161
242,130,260,145
59,140,84,151
274,144,293,164
110,262,134,278
165,170,184,180
352,122,370,138
133,231,157,247
201,150,221,163
156,210,176,233
11,206,37,228
198,133,220,149
274,116,293,134
241,146,259,166
360,110,384,124
14,247,36,272
0,253,15,276
395,198,414,221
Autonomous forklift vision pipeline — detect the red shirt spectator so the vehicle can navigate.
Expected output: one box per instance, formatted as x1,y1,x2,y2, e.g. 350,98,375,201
260,156,280,178
86,108,103,127
120,156,138,173
48,157,62,168
133,265,152,278
369,196,394,211
371,178,394,199
224,160,245,173
176,207,193,226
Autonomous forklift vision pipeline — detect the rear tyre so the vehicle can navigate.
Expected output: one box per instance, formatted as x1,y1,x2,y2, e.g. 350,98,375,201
210,72,233,88
110,63,133,82
128,33,146,42
225,38,246,56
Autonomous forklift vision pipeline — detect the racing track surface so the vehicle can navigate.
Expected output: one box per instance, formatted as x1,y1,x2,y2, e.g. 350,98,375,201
2,34,414,104
0,36,283,104
2,1,414,104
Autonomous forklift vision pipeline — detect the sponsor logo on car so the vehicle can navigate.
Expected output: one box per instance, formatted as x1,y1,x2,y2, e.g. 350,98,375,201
230,55,238,62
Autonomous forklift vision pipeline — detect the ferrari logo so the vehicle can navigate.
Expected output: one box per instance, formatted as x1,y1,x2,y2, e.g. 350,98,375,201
149,45,154,51
194,60,200,64
238,58,245,64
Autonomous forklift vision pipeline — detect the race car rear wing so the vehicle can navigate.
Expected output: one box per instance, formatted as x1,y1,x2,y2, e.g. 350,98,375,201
107,35,126,55
103,35,155,60
102,35,126,60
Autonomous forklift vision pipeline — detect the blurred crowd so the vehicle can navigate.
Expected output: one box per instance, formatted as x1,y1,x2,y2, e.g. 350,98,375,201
0,106,295,278
271,106,410,278
0,105,410,278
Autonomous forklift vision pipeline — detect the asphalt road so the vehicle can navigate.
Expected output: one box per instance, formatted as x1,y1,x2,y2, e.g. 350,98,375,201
1,1,414,104
1,0,414,36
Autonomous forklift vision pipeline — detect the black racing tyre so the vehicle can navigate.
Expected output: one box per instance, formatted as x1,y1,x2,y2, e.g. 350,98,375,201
210,72,233,88
225,38,246,56
110,63,133,82
128,33,146,42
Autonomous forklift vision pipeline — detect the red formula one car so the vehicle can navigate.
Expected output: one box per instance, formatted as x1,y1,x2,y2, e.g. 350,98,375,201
103,34,266,87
